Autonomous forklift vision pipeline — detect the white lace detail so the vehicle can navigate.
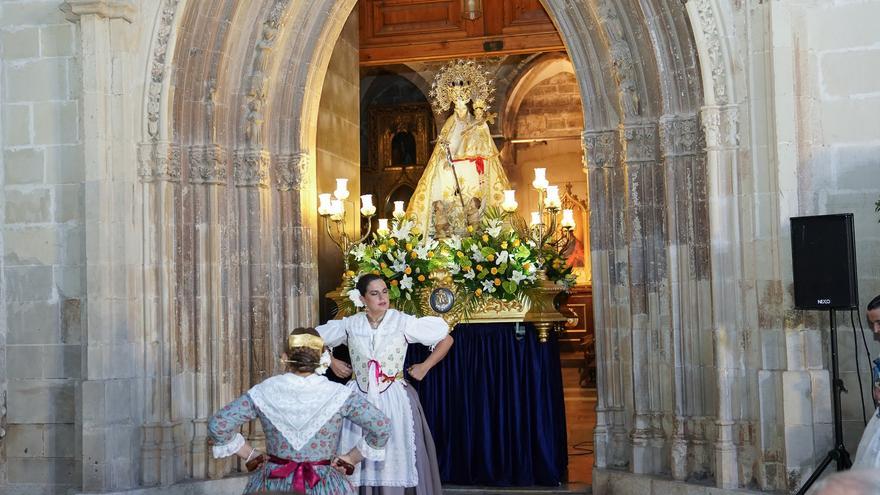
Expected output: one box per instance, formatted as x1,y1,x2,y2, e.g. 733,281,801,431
212,432,244,458
357,437,386,461
249,373,352,450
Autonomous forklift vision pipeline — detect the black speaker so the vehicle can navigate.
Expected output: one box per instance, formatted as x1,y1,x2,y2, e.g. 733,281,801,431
790,214,859,310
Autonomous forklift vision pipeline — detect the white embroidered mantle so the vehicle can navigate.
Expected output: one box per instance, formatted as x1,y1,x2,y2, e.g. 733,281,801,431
248,373,352,450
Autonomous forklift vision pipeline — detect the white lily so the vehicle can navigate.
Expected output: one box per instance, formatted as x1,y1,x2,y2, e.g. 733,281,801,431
391,258,408,273
486,218,503,238
481,279,496,293
470,244,486,262
463,269,476,280
400,274,413,291
510,270,527,284
444,235,462,250
392,219,414,240
449,264,461,275
495,250,509,265
352,243,367,261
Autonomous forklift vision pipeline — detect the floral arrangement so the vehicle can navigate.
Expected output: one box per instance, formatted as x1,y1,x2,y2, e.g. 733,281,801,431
542,247,578,292
446,216,538,302
343,219,448,315
339,210,577,317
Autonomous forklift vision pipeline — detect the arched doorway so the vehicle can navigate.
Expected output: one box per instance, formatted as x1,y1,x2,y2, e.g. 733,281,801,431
129,0,749,492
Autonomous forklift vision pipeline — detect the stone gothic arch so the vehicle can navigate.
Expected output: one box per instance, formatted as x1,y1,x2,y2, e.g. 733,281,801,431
121,0,769,492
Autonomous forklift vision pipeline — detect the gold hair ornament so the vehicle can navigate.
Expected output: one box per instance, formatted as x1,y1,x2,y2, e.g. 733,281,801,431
288,333,324,353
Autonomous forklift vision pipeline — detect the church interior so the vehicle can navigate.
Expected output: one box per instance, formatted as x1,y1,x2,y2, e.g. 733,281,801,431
1,1,880,494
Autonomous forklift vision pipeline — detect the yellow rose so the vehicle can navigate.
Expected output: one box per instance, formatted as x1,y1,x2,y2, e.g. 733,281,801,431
379,244,388,252
389,239,397,246
457,251,465,258
482,234,489,242
487,254,495,262
463,265,471,272
417,274,426,282
475,288,483,296
406,243,413,250
501,241,508,249
346,270,355,277
390,279,399,286
490,267,498,275
523,262,531,270
494,278,501,286
404,266,412,275
467,225,474,233
513,239,521,247
411,250,418,258
476,264,484,272
427,251,434,258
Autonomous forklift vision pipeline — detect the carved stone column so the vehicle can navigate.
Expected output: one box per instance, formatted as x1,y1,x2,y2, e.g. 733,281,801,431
138,141,183,487
232,149,271,449
273,152,315,361
660,115,712,480
188,144,228,479
620,122,663,474
701,103,742,489
583,128,623,469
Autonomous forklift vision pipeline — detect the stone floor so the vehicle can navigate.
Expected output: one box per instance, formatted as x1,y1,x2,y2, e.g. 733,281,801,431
560,358,597,486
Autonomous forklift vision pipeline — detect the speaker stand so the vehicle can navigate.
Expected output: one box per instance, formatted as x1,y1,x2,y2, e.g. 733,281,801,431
796,309,852,495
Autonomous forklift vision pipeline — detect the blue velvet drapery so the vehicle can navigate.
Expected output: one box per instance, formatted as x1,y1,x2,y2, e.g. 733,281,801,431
406,322,568,486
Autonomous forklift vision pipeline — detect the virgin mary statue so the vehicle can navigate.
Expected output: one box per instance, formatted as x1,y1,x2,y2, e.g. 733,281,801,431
407,60,510,238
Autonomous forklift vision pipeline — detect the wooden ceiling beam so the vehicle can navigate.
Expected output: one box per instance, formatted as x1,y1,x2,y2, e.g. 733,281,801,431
359,31,564,66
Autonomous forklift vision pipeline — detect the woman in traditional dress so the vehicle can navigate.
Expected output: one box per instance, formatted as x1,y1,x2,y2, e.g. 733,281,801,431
208,327,392,495
318,274,454,495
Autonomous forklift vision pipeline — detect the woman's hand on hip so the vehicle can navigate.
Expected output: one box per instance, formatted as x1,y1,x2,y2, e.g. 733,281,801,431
407,363,429,381
330,357,353,379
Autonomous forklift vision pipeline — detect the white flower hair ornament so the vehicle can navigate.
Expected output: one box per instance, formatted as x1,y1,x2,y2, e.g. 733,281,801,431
348,288,365,308
315,350,332,375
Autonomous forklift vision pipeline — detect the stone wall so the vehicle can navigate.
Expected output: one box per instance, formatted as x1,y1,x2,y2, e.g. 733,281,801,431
1,2,84,493
316,9,360,322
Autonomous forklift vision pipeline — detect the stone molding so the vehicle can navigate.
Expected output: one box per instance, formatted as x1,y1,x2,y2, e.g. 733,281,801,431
583,129,617,169
245,0,293,147
700,105,739,150
660,116,701,158
233,149,270,188
623,123,658,163
60,0,137,23
138,141,181,182
690,0,730,105
595,0,641,117
189,145,227,185
273,152,309,191
147,0,181,139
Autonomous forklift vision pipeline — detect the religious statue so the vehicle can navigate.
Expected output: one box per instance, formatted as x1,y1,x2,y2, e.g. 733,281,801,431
407,59,510,237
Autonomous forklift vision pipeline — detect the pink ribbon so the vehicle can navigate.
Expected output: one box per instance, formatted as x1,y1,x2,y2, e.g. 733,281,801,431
267,455,330,493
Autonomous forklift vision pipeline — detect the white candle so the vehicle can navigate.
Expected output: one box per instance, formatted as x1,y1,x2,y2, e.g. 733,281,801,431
334,178,350,200
532,168,549,190
318,193,332,216
377,218,390,235
501,189,518,212
530,211,541,227
561,208,576,229
545,185,561,209
360,194,376,216
330,199,345,221
393,200,405,219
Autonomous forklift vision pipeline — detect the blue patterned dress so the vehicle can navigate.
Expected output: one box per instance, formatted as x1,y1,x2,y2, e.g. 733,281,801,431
209,373,391,495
